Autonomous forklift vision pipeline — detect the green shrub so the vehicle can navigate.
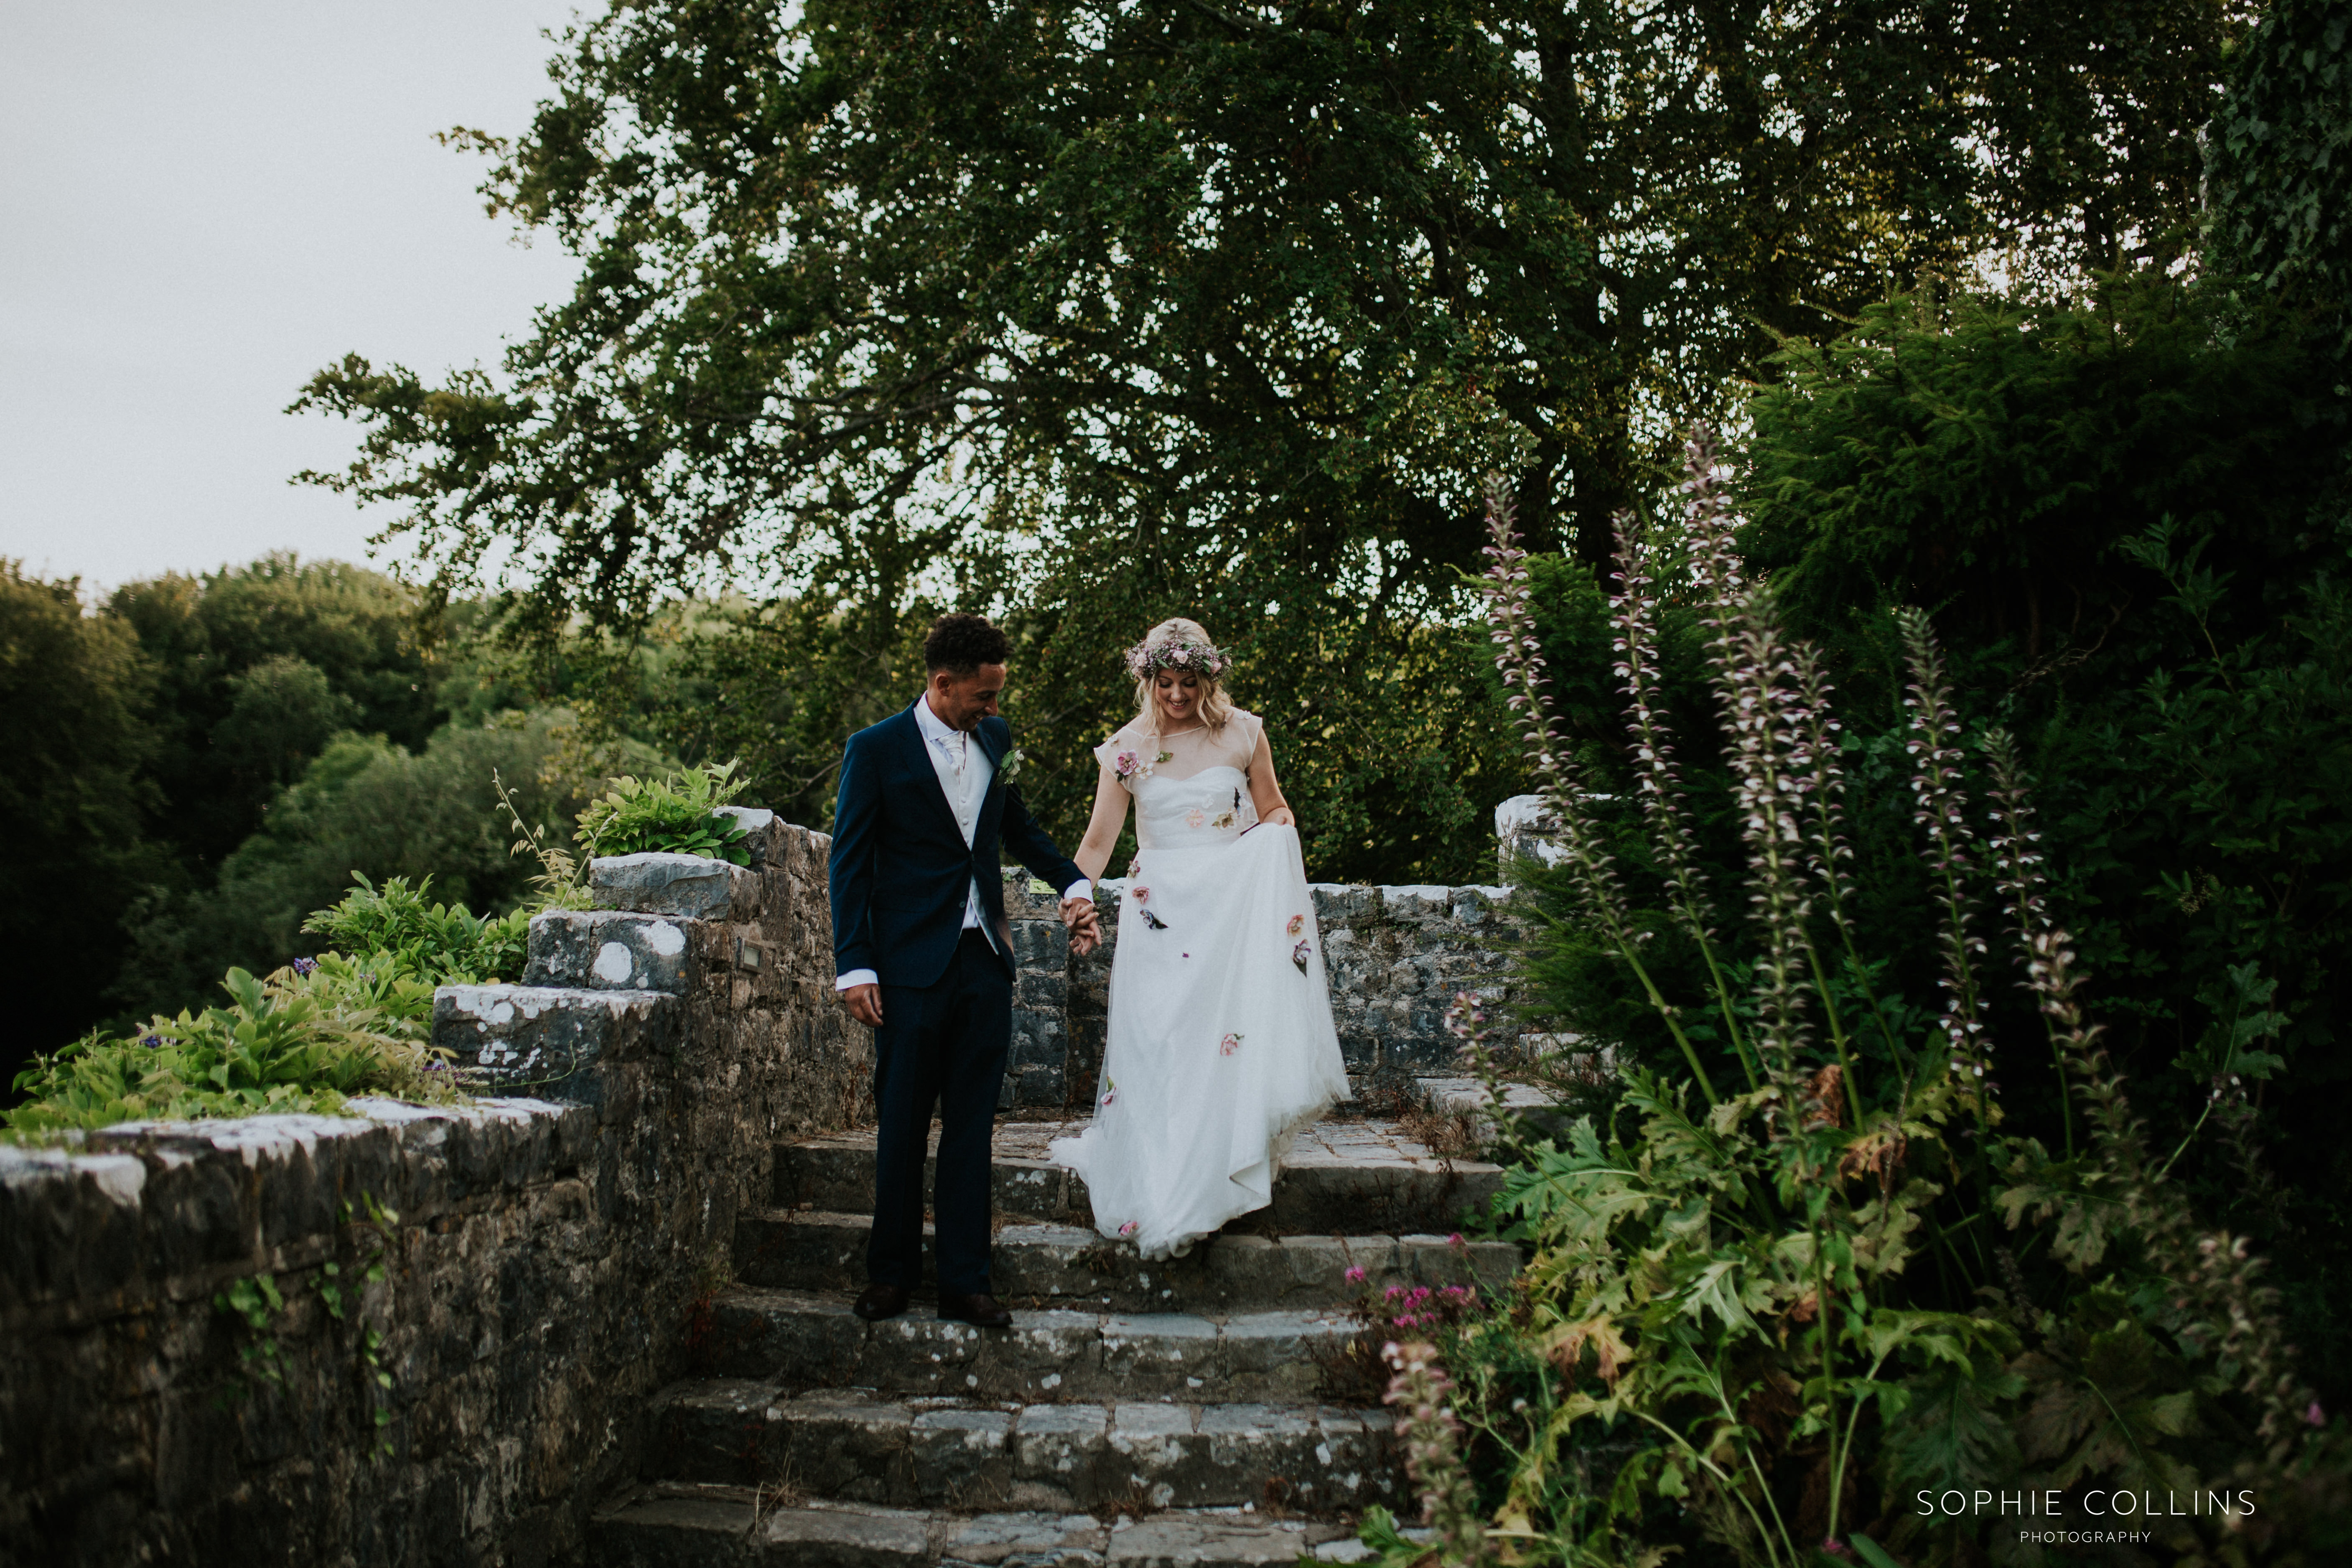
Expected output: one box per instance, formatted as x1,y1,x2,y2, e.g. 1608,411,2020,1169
574,758,751,863
1358,451,2349,1567
5,956,458,1135
300,873,527,982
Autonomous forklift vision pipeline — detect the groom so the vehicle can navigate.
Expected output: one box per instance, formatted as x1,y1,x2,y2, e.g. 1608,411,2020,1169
829,613,1101,1327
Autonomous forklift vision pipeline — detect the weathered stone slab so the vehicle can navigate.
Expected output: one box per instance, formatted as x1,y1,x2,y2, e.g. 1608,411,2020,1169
591,1491,760,1567
758,1499,933,1564
1107,1513,1352,1567
694,1288,1373,1403
432,984,679,1104
733,1211,1514,1312
938,1510,1107,1567
772,1125,1499,1235
593,851,760,921
526,909,699,993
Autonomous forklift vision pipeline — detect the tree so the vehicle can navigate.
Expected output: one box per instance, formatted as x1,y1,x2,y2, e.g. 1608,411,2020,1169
107,554,442,871
0,565,158,1089
296,0,2250,880
2205,0,2352,361
109,715,587,1023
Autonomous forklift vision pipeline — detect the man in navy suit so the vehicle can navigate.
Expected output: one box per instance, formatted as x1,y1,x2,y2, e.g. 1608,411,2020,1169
830,613,1102,1327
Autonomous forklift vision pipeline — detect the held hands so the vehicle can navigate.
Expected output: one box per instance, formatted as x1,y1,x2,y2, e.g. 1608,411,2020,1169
1061,896,1102,956
842,901,1099,1026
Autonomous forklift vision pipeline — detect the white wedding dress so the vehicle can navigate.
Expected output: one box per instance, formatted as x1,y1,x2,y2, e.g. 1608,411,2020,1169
1049,710,1351,1259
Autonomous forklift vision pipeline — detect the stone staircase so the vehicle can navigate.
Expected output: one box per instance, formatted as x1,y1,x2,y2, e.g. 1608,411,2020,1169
427,838,1529,1565
588,1112,1509,1566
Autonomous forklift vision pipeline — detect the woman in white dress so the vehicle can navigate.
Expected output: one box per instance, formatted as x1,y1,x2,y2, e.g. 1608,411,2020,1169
1048,618,1351,1259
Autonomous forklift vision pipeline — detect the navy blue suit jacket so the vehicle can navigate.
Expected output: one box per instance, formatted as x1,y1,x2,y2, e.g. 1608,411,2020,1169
829,702,1085,990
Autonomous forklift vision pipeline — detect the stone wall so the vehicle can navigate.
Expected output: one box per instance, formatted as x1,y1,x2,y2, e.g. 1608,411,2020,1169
0,807,1530,1565
0,815,867,1568
1001,871,1525,1109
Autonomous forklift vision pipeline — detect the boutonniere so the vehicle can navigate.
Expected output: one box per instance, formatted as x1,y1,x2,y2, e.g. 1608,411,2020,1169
1000,746,1026,783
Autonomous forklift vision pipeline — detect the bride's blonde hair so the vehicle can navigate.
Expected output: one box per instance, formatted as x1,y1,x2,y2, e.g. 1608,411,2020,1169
1129,616,1236,737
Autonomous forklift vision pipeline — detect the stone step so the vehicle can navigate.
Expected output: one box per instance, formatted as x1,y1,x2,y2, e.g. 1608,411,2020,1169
591,1486,1382,1567
430,984,679,1105
592,850,760,921
642,1382,1402,1513
525,909,700,993
697,1287,1370,1403
733,1211,1515,1313
774,1118,1502,1237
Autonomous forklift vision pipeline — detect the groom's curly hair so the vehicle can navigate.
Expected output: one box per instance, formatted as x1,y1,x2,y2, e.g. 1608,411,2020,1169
924,612,1013,675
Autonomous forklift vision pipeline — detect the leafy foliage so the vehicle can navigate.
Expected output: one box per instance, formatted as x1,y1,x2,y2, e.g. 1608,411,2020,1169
574,759,752,864
0,562,158,1089
5,956,460,1135
107,713,584,1025
1739,273,2352,1399
300,873,529,985
1357,451,2352,1567
2205,0,2352,361
293,0,2252,887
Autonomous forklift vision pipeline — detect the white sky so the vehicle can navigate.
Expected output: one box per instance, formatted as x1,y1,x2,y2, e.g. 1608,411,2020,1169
0,0,584,593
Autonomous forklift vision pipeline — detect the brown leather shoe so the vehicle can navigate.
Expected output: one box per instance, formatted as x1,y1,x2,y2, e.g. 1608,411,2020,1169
937,1290,1013,1329
852,1282,912,1321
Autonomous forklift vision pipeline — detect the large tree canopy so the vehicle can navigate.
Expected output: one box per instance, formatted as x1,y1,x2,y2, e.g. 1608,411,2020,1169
298,0,2249,878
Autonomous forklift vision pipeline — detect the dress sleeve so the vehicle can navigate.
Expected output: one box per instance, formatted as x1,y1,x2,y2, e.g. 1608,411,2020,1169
1229,709,1264,772
1093,729,1137,789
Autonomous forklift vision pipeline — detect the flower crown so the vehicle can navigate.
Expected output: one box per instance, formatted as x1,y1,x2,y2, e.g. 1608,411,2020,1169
1125,635,1231,680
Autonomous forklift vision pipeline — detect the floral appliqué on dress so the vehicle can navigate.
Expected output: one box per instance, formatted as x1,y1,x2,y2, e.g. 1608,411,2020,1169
1131,885,1169,930
1219,1032,1244,1057
1115,748,1175,784
1291,940,1313,975
1099,1076,1117,1107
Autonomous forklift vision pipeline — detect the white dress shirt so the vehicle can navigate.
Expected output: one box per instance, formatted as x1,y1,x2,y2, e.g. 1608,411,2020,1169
835,694,1093,991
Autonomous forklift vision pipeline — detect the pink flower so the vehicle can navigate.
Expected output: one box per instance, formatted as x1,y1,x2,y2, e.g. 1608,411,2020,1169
1344,1265,1367,1284
1184,807,1207,829
1114,750,1141,778
1172,647,1190,664
1132,886,1150,904
1285,914,1305,937
2309,1401,2328,1427
1118,1220,1138,1238
1219,1032,1243,1056
1448,1232,1465,1248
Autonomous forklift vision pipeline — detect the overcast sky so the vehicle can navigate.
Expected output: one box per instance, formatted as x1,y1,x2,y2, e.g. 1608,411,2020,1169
0,0,584,593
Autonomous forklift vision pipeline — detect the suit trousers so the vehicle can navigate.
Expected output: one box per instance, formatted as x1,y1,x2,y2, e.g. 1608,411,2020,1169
867,927,1013,1295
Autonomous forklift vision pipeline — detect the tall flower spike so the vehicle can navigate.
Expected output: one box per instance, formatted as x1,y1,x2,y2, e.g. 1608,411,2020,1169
1382,1341,1489,1564
1609,510,1713,942
1479,476,1632,936
1482,472,1721,1105
1895,606,1990,1092
1680,429,1815,1085
1789,641,1858,934
1984,726,2068,1150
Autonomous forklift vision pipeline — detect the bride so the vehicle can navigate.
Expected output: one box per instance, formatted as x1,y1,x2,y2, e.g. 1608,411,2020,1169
1048,618,1350,1259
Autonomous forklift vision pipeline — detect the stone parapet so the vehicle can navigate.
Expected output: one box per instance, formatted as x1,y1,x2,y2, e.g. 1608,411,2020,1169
0,815,868,1568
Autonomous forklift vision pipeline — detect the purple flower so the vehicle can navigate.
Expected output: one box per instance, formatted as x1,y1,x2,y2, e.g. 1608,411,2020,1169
2309,1401,2327,1427
139,1033,163,1047
292,956,318,977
